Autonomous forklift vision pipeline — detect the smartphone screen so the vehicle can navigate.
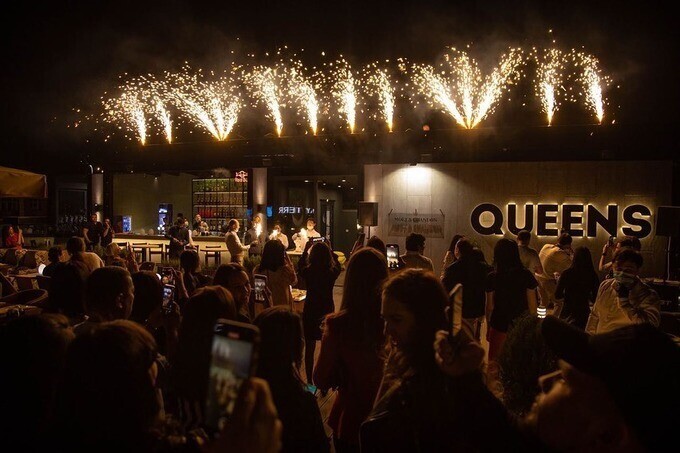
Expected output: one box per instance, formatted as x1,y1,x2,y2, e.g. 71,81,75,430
386,244,400,269
160,267,175,286
311,236,326,244
253,274,267,302
162,284,175,313
449,283,463,337
205,320,259,432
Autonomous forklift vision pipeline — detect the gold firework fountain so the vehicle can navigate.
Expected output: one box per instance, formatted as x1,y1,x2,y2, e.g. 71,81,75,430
411,47,524,129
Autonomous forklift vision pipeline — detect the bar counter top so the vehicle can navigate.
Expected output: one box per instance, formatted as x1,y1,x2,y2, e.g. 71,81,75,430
115,233,226,243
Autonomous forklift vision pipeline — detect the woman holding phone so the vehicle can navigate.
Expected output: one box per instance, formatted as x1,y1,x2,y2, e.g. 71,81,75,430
254,240,297,308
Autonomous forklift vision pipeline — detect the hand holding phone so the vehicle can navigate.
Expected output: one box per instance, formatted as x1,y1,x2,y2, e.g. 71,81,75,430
253,274,267,302
162,284,175,314
205,320,260,432
386,243,400,270
448,283,463,340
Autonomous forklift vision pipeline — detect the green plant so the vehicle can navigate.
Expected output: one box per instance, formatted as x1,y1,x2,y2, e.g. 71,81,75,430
497,313,558,417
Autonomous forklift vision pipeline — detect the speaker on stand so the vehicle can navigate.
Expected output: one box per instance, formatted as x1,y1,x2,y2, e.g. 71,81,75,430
358,202,379,238
656,206,680,282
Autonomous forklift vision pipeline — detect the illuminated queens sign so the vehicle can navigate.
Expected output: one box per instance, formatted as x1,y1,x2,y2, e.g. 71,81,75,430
470,203,652,238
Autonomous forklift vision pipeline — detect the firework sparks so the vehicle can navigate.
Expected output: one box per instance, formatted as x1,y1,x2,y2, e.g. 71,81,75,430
101,78,150,145
411,48,523,129
332,61,357,133
533,48,565,126
573,52,606,123
247,66,284,136
286,62,320,134
365,66,395,132
155,99,172,143
168,66,241,141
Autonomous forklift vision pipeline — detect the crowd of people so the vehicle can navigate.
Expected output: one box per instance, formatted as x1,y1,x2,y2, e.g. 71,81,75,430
1,215,678,453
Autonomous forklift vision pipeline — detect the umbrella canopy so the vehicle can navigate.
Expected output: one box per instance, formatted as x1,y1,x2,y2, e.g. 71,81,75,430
0,166,47,198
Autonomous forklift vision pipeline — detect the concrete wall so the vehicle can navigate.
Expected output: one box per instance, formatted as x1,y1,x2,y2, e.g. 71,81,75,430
364,161,673,277
113,173,194,234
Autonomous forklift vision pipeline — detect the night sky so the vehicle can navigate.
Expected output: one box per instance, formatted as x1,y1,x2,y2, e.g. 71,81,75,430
2,0,678,170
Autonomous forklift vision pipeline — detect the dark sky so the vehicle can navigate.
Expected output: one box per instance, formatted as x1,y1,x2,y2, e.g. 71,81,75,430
1,0,678,167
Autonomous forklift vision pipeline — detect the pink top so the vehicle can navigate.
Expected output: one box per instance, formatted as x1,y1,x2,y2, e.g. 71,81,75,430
314,312,384,445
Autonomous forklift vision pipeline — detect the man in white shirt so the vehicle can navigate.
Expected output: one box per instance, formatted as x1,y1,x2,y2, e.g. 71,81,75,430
268,224,289,249
225,219,251,265
292,217,321,252
400,233,434,272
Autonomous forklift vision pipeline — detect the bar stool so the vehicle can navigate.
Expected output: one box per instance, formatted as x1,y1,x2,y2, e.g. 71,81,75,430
131,242,148,263
204,245,224,267
148,243,164,262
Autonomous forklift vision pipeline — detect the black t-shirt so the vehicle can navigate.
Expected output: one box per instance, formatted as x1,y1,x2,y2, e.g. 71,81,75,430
442,258,492,319
485,267,538,332
84,221,102,244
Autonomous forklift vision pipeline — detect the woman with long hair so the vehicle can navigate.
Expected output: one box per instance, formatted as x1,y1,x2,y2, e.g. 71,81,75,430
254,239,297,308
440,234,464,277
362,269,510,452
213,263,254,322
254,307,330,453
485,238,538,362
172,286,236,432
313,248,388,453
555,246,600,329
299,242,341,384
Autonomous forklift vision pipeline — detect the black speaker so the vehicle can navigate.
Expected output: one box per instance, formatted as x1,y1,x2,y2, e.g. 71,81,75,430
656,206,680,237
358,202,378,226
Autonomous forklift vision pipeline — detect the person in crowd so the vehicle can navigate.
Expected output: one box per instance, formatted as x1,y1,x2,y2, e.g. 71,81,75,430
268,223,289,249
42,246,63,277
103,242,125,267
172,286,237,432
225,219,251,265
496,313,558,417
400,232,434,272
485,238,538,363
292,217,321,252
66,236,104,273
598,235,642,276
441,238,492,341
295,239,315,290
101,218,114,247
254,239,297,308
74,266,135,335
299,242,341,385
587,248,660,334
362,269,513,452
365,235,387,256
245,215,265,256
516,230,544,275
54,320,197,451
2,224,24,249
440,233,464,277
180,249,211,297
314,248,388,453
555,246,601,329
130,270,182,358
165,217,190,260
254,307,330,453
47,262,88,325
183,217,197,249
213,262,262,322
434,316,680,452
192,213,203,232
0,314,74,451
537,232,573,310
82,214,103,252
